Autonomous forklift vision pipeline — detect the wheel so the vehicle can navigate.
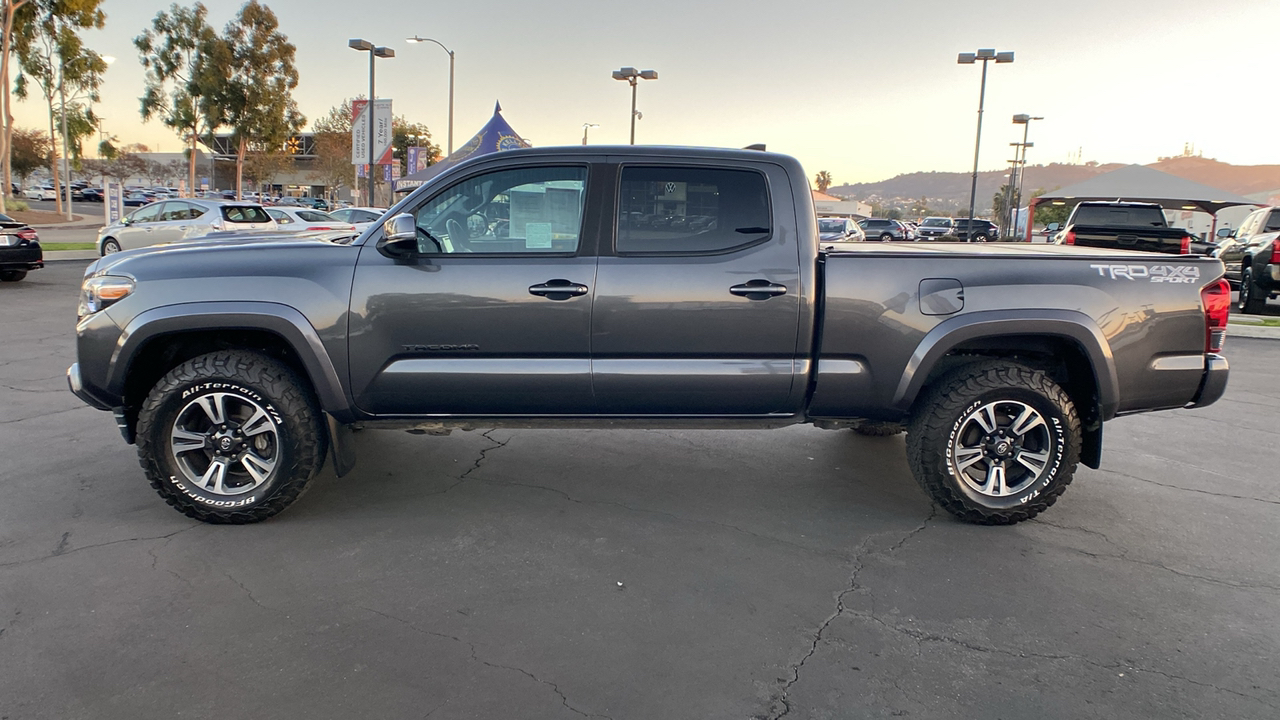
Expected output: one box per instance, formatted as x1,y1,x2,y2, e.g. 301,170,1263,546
101,238,121,255
1238,267,1267,315
880,232,893,241
850,420,904,437
0,270,27,282
135,350,326,523
906,360,1080,525
974,233,990,242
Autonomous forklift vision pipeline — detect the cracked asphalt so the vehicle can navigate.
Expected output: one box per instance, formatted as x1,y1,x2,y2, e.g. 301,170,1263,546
2,261,1278,719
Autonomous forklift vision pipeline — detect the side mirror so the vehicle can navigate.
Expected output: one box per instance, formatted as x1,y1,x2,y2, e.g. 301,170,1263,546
1215,228,1233,239
1045,222,1061,232
376,213,420,257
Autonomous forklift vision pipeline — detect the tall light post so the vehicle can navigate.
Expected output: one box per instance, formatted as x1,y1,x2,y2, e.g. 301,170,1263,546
406,36,454,156
958,48,1013,235
349,39,394,206
581,123,598,145
1012,114,1043,235
611,67,657,145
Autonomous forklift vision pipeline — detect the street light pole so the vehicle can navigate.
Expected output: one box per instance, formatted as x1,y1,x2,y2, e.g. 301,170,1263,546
349,39,394,207
958,49,1013,238
611,67,657,145
406,36,454,155
581,123,598,145
1012,114,1043,235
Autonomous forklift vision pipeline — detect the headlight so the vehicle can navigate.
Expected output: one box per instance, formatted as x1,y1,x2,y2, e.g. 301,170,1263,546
77,275,135,318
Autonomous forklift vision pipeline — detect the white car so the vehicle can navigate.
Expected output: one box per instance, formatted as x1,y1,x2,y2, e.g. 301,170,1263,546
97,199,277,255
329,206,388,232
24,186,56,201
265,207,358,234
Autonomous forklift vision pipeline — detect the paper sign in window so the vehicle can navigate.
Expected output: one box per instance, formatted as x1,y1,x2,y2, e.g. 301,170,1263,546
525,223,553,249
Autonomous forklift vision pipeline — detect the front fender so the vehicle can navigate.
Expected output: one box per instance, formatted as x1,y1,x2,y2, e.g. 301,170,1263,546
891,309,1119,421
108,301,352,420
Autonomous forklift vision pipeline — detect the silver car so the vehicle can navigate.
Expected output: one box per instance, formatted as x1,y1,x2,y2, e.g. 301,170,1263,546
265,206,358,234
97,199,277,255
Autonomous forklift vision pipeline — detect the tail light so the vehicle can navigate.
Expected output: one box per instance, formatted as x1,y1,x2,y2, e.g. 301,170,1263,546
1271,240,1280,264
1064,230,1076,245
17,227,37,242
1180,235,1191,254
305,226,332,231
1200,278,1230,353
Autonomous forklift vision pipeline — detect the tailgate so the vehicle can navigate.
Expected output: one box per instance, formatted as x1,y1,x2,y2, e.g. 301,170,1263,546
1072,226,1188,254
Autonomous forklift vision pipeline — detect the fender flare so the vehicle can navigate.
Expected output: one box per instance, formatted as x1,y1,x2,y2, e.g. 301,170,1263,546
891,309,1119,421
108,301,352,420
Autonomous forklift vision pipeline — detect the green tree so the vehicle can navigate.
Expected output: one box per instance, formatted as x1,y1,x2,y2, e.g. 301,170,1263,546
12,0,106,213
1030,189,1070,229
206,0,303,199
242,145,292,191
814,170,832,193
885,207,903,221
9,125,48,185
992,184,1011,230
134,2,219,198
1,0,37,210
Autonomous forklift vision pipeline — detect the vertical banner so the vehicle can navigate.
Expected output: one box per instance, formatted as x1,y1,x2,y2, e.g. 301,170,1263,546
200,177,209,192
406,146,430,175
105,181,123,225
351,98,394,166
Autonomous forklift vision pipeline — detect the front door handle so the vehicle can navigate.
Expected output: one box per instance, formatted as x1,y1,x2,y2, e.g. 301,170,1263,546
730,279,788,300
529,279,589,300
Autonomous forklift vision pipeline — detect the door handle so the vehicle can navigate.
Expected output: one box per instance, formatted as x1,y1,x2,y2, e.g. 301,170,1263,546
730,279,787,300
529,279,589,300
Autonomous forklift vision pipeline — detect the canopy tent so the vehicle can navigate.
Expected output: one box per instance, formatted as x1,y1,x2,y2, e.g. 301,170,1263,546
1025,164,1262,241
393,101,530,193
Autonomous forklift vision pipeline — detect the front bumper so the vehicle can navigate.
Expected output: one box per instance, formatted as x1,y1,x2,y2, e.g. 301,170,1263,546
1186,354,1229,409
67,363,112,410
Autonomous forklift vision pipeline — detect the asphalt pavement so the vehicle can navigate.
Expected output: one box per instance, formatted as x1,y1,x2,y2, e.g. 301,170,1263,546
1,260,1278,719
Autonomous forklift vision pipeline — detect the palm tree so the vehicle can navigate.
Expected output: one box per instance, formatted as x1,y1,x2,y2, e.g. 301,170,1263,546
814,170,832,193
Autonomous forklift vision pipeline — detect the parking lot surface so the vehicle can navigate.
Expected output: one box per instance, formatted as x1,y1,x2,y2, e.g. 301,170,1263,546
2,261,1277,719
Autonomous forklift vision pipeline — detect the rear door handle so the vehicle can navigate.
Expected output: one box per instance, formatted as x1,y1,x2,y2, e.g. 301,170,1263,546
730,279,787,300
529,279,589,300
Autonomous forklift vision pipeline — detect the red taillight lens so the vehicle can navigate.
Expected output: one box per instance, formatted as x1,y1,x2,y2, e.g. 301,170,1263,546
17,227,37,242
305,226,332,231
1201,278,1230,353
1180,235,1191,254
1270,241,1280,264
1064,230,1076,245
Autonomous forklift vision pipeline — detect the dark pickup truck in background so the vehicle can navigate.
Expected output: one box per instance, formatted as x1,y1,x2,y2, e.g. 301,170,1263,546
68,146,1231,528
1058,201,1192,254
1213,204,1280,314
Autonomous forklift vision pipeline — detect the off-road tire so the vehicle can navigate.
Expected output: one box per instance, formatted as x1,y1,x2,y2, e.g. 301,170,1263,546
0,270,26,282
850,420,904,437
1238,267,1267,315
906,360,1080,525
101,238,120,255
135,350,326,523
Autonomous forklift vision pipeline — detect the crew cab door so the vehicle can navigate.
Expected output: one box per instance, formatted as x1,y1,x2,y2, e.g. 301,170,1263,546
117,203,164,249
591,161,802,414
348,162,602,415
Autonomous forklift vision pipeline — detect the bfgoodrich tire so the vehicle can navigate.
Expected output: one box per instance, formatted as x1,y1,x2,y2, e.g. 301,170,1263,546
135,350,326,523
906,361,1080,525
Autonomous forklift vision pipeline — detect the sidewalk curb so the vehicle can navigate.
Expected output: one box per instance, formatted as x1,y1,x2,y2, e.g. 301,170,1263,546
32,222,100,230
1227,322,1280,341
43,250,99,261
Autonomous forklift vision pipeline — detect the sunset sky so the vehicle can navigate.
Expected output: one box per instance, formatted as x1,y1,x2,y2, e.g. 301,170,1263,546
11,0,1278,186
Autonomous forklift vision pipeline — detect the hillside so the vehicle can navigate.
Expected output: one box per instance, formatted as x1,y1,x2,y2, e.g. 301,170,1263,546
828,157,1280,213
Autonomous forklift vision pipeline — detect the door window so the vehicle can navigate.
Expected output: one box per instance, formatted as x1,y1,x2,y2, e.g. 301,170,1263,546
267,209,294,224
409,165,588,254
1264,210,1280,233
129,204,162,223
616,166,770,255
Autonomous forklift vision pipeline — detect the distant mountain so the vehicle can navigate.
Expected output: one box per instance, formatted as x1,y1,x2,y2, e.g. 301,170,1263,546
828,157,1280,213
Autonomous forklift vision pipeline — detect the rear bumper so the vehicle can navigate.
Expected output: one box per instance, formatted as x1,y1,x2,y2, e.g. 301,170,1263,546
0,243,43,270
1186,354,1229,409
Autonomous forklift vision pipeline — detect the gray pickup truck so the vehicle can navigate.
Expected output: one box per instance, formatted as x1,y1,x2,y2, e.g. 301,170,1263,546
68,146,1232,526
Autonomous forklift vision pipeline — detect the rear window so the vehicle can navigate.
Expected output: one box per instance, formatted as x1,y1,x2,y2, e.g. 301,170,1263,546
818,219,846,232
1073,205,1165,227
297,210,333,222
221,205,272,223
616,166,770,254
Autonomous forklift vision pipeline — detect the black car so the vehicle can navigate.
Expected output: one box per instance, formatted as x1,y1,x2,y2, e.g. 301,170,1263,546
858,217,908,241
80,188,104,202
0,212,42,282
952,218,999,242
1214,205,1280,314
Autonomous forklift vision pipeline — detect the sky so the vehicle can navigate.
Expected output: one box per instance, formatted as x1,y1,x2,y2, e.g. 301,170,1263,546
11,0,1279,187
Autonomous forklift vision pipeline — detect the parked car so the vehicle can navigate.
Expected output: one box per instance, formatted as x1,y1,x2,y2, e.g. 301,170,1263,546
80,188,104,202
123,193,155,207
952,218,1001,242
97,199,277,255
329,206,387,232
858,217,908,241
24,185,56,201
901,221,918,240
68,145,1230,527
1054,202,1190,254
916,216,955,240
265,207,358,234
817,217,864,243
293,197,329,211
1213,205,1280,314
0,212,41,282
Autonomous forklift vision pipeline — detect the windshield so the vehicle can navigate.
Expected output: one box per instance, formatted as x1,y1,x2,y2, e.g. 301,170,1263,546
818,219,845,232
921,218,951,227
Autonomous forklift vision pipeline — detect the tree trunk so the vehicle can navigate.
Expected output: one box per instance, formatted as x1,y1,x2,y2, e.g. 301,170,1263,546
0,3,15,213
235,136,244,200
46,97,61,214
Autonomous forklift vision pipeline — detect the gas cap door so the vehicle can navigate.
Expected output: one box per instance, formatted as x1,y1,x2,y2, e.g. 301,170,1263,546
919,278,964,316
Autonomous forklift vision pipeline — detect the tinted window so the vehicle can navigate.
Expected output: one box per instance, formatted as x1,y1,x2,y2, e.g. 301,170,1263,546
410,165,587,254
1073,205,1165,227
1264,210,1280,232
297,210,333,222
221,205,271,223
353,210,381,223
818,219,846,232
921,218,951,227
616,166,769,254
130,204,162,223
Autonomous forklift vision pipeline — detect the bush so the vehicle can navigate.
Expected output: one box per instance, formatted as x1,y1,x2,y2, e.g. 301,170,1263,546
933,234,963,242
5,198,29,212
